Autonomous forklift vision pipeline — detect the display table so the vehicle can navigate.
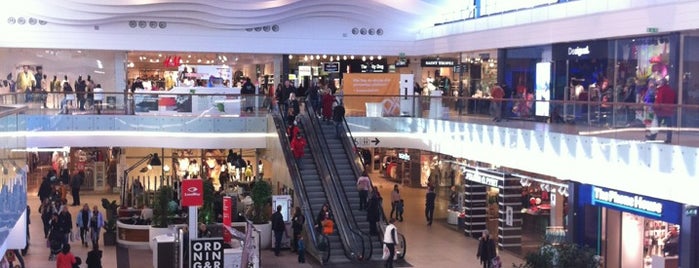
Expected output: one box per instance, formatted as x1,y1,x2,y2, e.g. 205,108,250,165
447,210,460,225
116,221,150,249
651,255,678,268
224,247,243,268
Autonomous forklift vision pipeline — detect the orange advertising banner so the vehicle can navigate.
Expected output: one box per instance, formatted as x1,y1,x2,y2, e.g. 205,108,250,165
342,73,400,116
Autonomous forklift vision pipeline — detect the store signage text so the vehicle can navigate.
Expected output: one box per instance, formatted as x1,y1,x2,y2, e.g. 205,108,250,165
568,46,590,57
464,170,500,188
190,238,224,268
592,187,663,216
398,153,410,161
322,62,340,73
421,58,457,67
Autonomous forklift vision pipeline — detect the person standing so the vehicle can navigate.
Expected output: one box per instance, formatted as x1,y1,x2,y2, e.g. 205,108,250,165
425,187,436,226
396,199,404,222
76,204,91,247
55,244,77,268
93,84,103,114
89,205,104,248
85,244,103,268
70,171,84,206
390,184,401,219
308,80,321,113
277,80,296,117
321,90,336,122
332,102,346,138
367,187,381,236
477,230,497,268
356,171,371,211
241,77,256,112
271,205,286,257
131,178,144,207
75,76,87,111
291,207,305,253
383,218,398,268
647,78,677,143
290,134,307,170
490,83,505,122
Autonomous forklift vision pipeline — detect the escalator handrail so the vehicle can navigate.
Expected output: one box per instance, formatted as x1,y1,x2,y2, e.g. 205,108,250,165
301,102,368,262
271,110,330,263
304,101,372,261
299,113,366,262
340,114,407,258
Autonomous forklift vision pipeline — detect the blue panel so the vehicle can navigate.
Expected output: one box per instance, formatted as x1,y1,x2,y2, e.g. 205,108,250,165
578,184,683,224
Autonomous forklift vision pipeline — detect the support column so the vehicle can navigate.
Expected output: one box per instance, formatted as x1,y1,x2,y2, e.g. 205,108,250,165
680,209,699,268
498,175,522,251
463,179,487,238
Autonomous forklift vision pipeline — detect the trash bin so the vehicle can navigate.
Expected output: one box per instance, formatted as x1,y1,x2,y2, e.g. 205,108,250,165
126,94,135,115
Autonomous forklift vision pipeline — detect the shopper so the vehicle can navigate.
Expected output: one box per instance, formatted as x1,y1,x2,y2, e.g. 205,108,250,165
383,218,398,268
297,235,306,264
290,134,307,170
332,101,346,138
76,204,91,247
321,216,334,235
70,171,84,206
425,187,436,226
93,84,103,114
55,244,77,268
38,172,54,202
315,204,332,233
271,205,286,257
396,199,404,222
308,80,321,113
647,78,676,143
75,76,87,111
241,77,256,112
291,207,305,253
356,171,371,211
477,230,497,268
277,80,296,118
490,83,505,122
367,187,381,236
321,90,335,122
85,244,103,268
390,184,401,219
57,205,73,245
40,199,54,238
89,205,104,248
131,178,144,207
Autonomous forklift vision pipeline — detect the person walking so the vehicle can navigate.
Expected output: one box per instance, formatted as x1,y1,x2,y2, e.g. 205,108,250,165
57,206,73,246
271,205,286,256
332,102,346,138
55,244,77,268
89,205,104,248
85,244,103,268
76,204,91,247
38,172,54,202
390,184,401,219
425,187,436,226
296,235,306,264
383,218,398,268
396,199,404,222
490,83,505,122
647,78,677,143
367,187,381,236
290,134,307,170
356,171,371,211
70,171,84,206
477,230,497,268
291,207,305,253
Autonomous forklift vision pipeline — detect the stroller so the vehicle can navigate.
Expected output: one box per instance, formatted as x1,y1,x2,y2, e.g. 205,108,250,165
47,226,64,261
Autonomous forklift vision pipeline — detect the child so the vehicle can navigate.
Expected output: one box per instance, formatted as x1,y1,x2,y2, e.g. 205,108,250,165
297,235,305,263
396,199,404,222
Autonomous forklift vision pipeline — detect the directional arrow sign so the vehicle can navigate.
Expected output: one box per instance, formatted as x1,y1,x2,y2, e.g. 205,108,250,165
372,138,380,146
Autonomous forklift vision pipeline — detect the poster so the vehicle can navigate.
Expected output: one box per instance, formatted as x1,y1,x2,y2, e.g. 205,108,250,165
535,62,551,117
342,73,401,116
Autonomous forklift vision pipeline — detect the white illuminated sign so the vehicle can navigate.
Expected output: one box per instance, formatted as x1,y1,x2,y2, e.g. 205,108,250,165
464,169,500,188
398,153,410,161
592,187,663,216
568,46,590,57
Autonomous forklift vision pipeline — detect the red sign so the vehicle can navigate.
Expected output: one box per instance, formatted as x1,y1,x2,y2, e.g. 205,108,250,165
222,196,232,243
181,179,203,206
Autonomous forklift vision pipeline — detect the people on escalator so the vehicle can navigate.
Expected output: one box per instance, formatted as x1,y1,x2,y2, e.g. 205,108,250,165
291,207,305,253
383,218,398,268
290,134,307,170
322,216,335,235
277,80,296,119
321,89,336,122
315,203,333,233
367,187,381,236
356,171,371,211
332,101,345,138
287,121,300,140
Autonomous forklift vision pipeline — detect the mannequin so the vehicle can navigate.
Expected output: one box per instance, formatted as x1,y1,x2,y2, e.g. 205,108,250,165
15,65,35,93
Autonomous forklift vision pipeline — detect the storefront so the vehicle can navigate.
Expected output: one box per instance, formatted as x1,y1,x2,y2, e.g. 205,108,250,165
498,45,552,120
575,184,684,268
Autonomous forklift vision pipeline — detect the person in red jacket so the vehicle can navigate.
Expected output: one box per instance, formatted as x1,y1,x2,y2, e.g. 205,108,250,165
647,78,676,143
290,134,307,170
321,90,336,122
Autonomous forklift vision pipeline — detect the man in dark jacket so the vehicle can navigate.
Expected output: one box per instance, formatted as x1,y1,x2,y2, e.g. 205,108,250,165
57,206,73,245
71,171,84,206
277,80,296,118
366,187,381,236
38,172,54,202
425,187,436,226
332,102,345,138
271,205,286,256
477,230,497,268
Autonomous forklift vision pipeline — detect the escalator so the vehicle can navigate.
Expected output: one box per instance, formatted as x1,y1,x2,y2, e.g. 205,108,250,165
301,103,387,261
272,111,363,264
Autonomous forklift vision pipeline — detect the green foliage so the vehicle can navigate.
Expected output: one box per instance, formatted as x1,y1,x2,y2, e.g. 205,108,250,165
101,198,119,232
251,179,272,224
513,243,600,268
152,186,174,228
198,180,215,224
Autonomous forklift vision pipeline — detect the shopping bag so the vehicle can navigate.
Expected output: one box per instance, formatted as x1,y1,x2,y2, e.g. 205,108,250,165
382,244,390,260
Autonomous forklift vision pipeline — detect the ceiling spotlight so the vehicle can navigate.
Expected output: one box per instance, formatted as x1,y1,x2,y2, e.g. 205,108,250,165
350,55,355,60
369,56,374,61
330,56,334,62
188,54,191,58
377,55,382,60
315,55,320,60
362,56,366,61
197,59,202,63
288,55,293,60
304,55,309,61
322,55,327,59
336,56,340,60
158,54,162,57
343,55,348,60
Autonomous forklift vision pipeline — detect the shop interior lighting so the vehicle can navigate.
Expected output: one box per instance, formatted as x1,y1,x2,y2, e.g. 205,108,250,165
343,55,348,60
304,55,309,61
315,55,320,60
350,55,355,60
11,146,70,152
329,56,334,62
197,59,202,63
158,54,162,57
163,165,170,173
146,164,152,171
362,56,367,61
288,55,293,59
188,54,191,58
377,55,382,60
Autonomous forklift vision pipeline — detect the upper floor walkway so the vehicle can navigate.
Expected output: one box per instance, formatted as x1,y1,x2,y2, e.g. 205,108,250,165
1,92,698,207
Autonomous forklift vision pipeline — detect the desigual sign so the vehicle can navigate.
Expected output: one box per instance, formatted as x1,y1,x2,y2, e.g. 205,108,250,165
568,46,590,57
592,186,663,216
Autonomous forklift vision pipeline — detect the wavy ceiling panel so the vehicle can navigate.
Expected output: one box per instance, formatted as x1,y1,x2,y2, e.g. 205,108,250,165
17,0,440,30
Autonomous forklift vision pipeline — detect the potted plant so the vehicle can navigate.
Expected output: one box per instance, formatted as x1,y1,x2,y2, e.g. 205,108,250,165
250,179,272,249
150,185,175,246
198,180,215,224
101,198,118,246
